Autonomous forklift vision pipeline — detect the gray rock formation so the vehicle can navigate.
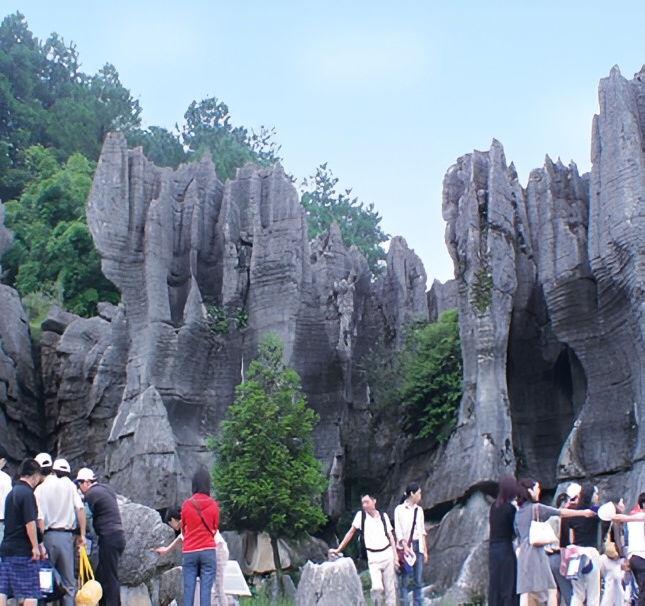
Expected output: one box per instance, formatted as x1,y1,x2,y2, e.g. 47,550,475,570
427,278,457,322
118,497,176,587
410,64,645,598
0,285,42,461
40,305,127,474
428,140,518,506
425,493,490,603
295,557,366,606
81,132,427,513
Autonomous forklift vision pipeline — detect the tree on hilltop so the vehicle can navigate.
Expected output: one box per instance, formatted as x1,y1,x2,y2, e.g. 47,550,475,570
301,163,389,277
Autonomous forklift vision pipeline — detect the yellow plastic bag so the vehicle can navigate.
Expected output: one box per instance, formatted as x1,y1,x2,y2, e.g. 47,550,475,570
75,545,103,605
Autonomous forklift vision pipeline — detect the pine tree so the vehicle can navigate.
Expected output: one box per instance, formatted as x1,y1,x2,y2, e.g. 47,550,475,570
211,333,327,585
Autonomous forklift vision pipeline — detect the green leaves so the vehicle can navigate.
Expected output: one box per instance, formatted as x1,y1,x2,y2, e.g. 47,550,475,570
2,146,119,316
211,334,327,541
301,163,389,277
0,14,142,200
368,310,463,442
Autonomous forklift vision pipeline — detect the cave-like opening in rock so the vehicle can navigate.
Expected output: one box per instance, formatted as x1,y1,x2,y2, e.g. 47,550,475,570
507,313,587,489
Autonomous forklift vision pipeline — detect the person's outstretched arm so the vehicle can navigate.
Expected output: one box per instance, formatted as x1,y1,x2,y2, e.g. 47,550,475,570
329,526,357,554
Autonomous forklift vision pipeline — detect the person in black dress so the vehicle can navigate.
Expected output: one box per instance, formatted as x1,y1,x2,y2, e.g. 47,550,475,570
489,476,520,606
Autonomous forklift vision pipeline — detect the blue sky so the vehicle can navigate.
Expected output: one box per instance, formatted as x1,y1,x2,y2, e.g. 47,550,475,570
7,2,645,285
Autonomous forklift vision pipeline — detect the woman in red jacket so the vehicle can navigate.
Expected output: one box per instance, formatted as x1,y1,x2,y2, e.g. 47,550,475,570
181,468,219,606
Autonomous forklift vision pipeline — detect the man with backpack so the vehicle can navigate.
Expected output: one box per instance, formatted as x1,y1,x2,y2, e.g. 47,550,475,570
329,494,398,606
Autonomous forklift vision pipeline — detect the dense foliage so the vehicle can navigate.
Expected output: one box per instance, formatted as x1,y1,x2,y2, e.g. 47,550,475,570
2,146,118,316
210,334,327,571
0,11,390,324
0,13,141,201
368,310,463,441
301,163,389,276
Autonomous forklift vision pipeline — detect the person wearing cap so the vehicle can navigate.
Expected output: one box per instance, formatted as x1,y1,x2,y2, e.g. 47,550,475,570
0,458,45,606
35,458,86,606
33,453,53,534
77,468,125,606
0,446,13,543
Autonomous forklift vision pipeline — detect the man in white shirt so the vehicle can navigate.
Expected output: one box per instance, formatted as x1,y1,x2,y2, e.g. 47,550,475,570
0,446,13,543
394,482,428,606
35,458,86,606
329,494,398,606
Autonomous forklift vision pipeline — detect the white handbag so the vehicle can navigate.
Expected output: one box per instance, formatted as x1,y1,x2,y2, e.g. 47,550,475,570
529,504,559,547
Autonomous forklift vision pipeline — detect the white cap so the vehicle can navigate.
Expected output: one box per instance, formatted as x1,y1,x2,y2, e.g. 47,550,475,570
52,459,70,473
35,453,53,468
566,482,582,499
76,467,96,482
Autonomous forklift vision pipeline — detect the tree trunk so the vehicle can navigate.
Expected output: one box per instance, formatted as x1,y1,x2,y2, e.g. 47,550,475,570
270,534,284,598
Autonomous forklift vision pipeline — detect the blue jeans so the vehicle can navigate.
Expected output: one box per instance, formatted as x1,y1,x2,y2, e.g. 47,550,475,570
398,540,423,606
183,548,217,606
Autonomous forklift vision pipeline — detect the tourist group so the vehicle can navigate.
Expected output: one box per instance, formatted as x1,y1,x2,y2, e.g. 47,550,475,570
489,476,645,606
0,449,227,606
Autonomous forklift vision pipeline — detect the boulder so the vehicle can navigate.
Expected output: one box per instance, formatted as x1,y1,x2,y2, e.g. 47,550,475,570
159,566,183,606
120,584,152,606
41,305,79,335
106,386,181,509
424,492,490,601
118,498,175,587
295,557,366,606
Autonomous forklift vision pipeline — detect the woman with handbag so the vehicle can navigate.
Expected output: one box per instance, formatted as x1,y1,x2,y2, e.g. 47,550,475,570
488,476,520,606
181,469,220,606
515,477,595,606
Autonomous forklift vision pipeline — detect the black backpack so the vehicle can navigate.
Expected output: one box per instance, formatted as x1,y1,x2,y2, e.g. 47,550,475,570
359,510,390,560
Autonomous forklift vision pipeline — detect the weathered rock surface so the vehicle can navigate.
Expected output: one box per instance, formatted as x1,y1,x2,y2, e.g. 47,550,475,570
41,308,127,473
0,285,42,460
427,140,518,507
120,584,152,606
118,497,176,587
411,64,645,597
79,132,428,512
295,557,366,606
425,492,490,603
427,278,457,322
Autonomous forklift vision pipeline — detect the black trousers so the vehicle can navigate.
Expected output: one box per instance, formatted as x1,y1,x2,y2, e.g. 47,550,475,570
631,556,645,606
97,531,126,606
489,540,519,606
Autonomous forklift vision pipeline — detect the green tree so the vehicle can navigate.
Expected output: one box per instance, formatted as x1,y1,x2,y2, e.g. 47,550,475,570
0,13,142,199
2,145,119,316
126,125,186,168
181,96,282,180
367,310,463,441
399,310,463,440
301,163,389,276
211,333,327,585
